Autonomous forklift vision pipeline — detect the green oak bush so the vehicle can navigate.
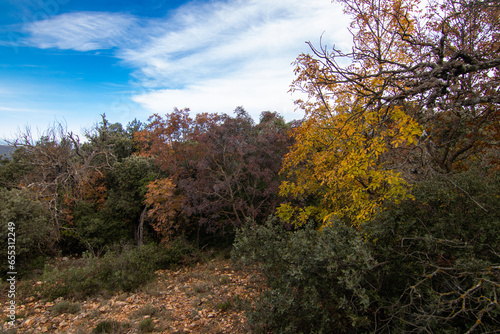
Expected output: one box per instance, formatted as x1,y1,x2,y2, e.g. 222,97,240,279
138,318,155,333
232,217,377,333
233,168,500,333
92,320,126,334
40,239,195,300
52,301,82,315
366,168,500,333
71,201,130,256
0,188,54,278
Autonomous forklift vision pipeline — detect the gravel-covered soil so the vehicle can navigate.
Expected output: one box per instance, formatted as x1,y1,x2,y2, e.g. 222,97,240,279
1,258,265,333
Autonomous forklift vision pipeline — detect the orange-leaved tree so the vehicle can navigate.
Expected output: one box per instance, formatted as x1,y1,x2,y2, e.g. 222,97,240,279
143,177,185,243
136,108,293,241
279,0,500,227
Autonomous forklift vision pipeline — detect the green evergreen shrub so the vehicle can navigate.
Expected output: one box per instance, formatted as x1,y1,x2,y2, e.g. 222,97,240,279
0,188,54,278
40,257,101,300
232,217,376,333
131,304,159,318
138,318,155,332
71,201,130,255
92,320,124,334
233,169,500,333
40,240,195,300
52,301,81,315
366,168,500,333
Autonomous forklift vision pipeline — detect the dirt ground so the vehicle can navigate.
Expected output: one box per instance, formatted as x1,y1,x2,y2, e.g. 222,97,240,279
1,258,266,333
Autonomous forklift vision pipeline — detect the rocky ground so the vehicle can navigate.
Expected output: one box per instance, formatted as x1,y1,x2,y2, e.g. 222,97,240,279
1,258,266,333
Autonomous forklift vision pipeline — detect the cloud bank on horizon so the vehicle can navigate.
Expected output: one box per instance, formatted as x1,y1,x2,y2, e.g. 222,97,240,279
23,0,350,118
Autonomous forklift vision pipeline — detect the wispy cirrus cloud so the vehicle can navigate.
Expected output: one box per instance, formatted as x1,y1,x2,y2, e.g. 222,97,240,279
125,0,350,118
25,11,139,51
22,0,351,120
121,0,350,87
0,106,53,113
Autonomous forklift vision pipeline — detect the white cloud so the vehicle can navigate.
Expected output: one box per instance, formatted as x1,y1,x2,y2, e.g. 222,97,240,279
132,63,296,118
122,0,350,86
23,0,352,120
0,106,51,113
126,0,351,119
25,12,138,51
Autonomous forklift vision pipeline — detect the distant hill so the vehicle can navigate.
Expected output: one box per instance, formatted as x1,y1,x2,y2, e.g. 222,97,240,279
0,144,15,159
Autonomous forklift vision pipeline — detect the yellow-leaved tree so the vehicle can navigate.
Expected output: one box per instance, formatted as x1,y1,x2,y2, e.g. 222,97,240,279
279,0,500,227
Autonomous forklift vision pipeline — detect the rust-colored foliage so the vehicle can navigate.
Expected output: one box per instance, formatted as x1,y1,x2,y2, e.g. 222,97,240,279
144,177,185,243
136,108,292,238
80,170,108,209
10,116,129,247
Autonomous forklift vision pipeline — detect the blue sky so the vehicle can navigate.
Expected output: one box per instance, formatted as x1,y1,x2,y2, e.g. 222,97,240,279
0,0,350,141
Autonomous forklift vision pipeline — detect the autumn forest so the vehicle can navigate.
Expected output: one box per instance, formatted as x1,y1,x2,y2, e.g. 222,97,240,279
2,0,500,332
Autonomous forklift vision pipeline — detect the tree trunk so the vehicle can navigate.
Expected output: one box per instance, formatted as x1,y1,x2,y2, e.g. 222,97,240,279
138,206,148,247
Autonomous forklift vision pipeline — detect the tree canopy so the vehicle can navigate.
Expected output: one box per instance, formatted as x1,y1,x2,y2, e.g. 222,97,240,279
137,108,293,242
279,0,500,227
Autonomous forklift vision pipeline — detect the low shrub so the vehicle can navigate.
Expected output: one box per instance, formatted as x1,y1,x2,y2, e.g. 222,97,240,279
92,320,125,334
0,188,54,278
52,301,81,315
40,239,195,300
139,318,155,333
39,257,101,300
232,217,376,333
216,300,232,312
131,304,159,319
365,168,500,333
233,168,500,333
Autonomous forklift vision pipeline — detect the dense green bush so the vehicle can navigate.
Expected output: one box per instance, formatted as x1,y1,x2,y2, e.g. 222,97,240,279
52,301,81,315
40,239,195,300
366,168,500,333
233,168,500,333
138,318,155,333
0,147,35,189
63,155,159,255
233,217,376,333
0,188,54,278
71,200,130,256
92,320,126,334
